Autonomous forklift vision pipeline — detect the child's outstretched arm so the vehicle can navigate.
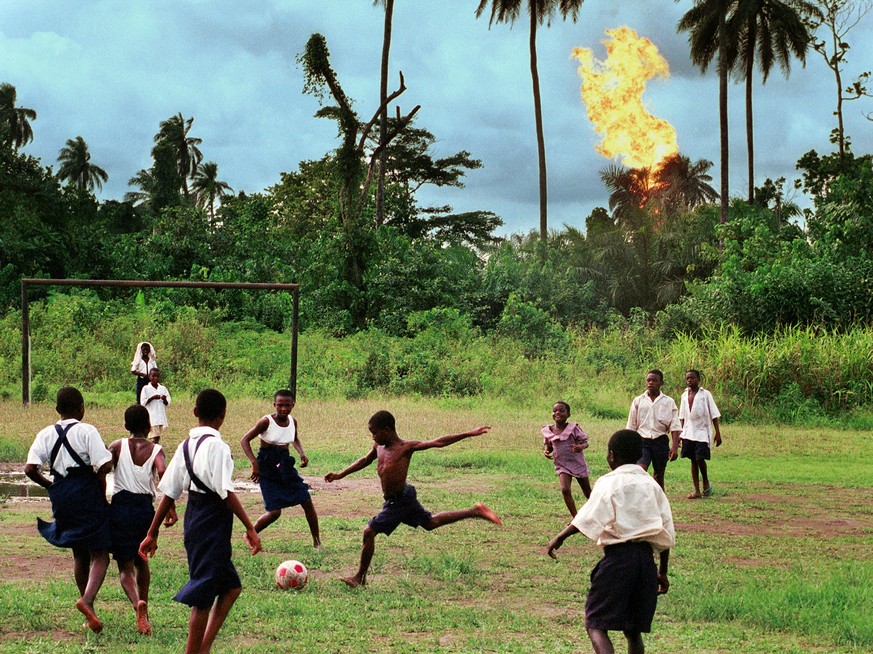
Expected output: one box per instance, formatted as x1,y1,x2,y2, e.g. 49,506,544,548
324,446,377,482
411,426,491,452
546,524,580,559
139,494,175,559
224,491,262,555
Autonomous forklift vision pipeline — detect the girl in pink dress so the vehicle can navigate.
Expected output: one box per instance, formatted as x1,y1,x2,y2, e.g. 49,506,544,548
542,401,591,517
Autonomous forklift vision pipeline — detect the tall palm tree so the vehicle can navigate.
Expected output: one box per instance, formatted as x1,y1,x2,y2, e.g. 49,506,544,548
124,169,154,207
0,83,37,150
155,113,203,199
192,161,233,223
374,0,395,225
56,136,109,192
729,0,818,201
476,0,585,241
678,0,738,225
654,154,720,213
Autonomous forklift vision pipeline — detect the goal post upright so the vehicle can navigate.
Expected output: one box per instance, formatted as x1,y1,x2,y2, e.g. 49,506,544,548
20,278,300,406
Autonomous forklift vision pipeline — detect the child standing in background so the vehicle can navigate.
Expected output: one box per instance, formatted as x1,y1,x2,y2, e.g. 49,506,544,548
140,368,170,443
240,390,321,548
542,401,591,518
108,404,176,635
130,342,157,403
679,369,723,499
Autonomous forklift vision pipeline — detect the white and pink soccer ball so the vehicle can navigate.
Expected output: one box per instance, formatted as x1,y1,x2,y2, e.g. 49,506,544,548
275,560,308,590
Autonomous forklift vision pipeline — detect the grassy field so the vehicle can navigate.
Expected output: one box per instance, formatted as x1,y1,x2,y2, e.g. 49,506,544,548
0,396,870,653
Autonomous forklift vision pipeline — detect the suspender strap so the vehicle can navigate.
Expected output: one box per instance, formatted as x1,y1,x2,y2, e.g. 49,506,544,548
182,433,215,493
50,423,88,476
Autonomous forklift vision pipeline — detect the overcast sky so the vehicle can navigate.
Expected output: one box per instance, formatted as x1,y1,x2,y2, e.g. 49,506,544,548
3,0,872,234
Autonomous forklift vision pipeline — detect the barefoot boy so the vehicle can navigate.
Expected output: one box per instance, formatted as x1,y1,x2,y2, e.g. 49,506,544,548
324,410,502,587
679,369,723,499
139,367,170,443
24,386,113,633
140,389,262,654
547,429,675,654
240,390,321,547
626,369,682,491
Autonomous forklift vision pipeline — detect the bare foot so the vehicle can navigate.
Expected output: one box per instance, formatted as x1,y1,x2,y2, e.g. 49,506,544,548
687,491,702,500
136,600,151,635
339,575,364,588
475,502,503,526
313,538,322,549
76,598,103,634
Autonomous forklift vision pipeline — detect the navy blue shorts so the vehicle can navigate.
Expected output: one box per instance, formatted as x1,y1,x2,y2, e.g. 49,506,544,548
368,485,432,536
681,439,711,461
586,541,659,633
637,435,670,473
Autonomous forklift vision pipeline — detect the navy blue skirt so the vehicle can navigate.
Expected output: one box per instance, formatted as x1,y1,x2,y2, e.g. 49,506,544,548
109,490,155,562
257,447,311,511
174,491,241,608
38,468,112,550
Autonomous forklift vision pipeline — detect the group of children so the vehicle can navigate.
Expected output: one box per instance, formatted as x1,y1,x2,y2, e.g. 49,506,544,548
25,366,721,653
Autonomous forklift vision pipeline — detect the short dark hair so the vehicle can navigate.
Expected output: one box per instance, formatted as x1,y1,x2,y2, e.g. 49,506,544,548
274,389,295,401
608,429,643,466
124,404,151,434
647,368,664,382
196,389,227,421
368,410,395,431
554,401,571,414
686,369,701,379
56,386,84,415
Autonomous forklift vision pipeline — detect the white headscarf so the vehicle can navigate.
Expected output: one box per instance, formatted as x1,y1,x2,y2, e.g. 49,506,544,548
130,341,157,372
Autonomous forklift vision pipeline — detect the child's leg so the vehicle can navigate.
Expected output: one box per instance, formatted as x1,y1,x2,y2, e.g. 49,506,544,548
185,606,210,654
688,461,702,498
133,556,152,634
341,527,376,588
623,630,645,654
576,475,592,500
698,458,711,493
559,473,577,517
587,627,615,654
425,502,502,530
75,548,109,633
300,499,321,547
72,546,89,596
117,559,140,605
253,509,282,533
199,587,242,653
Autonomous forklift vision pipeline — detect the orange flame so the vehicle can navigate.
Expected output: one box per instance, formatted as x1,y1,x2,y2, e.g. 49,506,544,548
572,27,678,171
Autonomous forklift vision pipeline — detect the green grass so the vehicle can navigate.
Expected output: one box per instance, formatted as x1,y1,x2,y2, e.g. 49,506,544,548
0,397,871,652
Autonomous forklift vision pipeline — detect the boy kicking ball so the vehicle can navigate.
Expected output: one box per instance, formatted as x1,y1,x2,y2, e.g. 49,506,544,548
324,410,502,587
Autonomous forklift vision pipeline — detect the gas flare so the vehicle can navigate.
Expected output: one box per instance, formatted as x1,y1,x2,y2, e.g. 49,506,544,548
572,27,678,171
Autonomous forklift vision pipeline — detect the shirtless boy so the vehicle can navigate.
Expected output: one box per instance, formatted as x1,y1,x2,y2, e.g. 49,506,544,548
324,410,502,587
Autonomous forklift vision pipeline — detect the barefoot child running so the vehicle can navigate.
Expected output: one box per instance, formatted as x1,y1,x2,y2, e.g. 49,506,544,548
679,369,723,499
547,430,675,654
240,390,321,547
324,410,502,587
108,405,176,635
139,389,262,654
24,386,113,633
542,401,591,518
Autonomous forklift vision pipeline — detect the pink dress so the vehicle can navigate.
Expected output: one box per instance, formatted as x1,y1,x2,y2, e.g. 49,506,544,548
542,422,590,478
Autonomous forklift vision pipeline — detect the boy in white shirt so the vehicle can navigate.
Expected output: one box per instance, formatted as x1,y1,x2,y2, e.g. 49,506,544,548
547,429,675,654
140,368,170,443
679,369,723,499
626,368,682,490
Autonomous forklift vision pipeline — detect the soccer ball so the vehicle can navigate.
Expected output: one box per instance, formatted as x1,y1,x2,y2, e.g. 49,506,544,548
275,560,308,590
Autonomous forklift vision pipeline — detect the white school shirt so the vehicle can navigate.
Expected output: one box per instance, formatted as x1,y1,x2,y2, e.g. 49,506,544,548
626,392,681,440
140,383,171,427
158,427,235,500
679,388,721,444
113,438,162,497
26,419,112,477
260,414,296,446
571,463,676,554
132,359,157,377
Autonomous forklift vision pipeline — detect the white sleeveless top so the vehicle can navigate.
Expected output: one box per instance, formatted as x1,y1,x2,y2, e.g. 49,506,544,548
260,414,296,446
113,438,162,497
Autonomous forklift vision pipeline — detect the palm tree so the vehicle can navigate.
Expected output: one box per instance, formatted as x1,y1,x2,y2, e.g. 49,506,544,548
0,83,37,150
124,169,155,207
476,0,585,241
155,113,203,199
729,0,818,201
192,161,233,223
374,0,395,225
654,154,719,213
678,0,738,225
56,136,108,192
